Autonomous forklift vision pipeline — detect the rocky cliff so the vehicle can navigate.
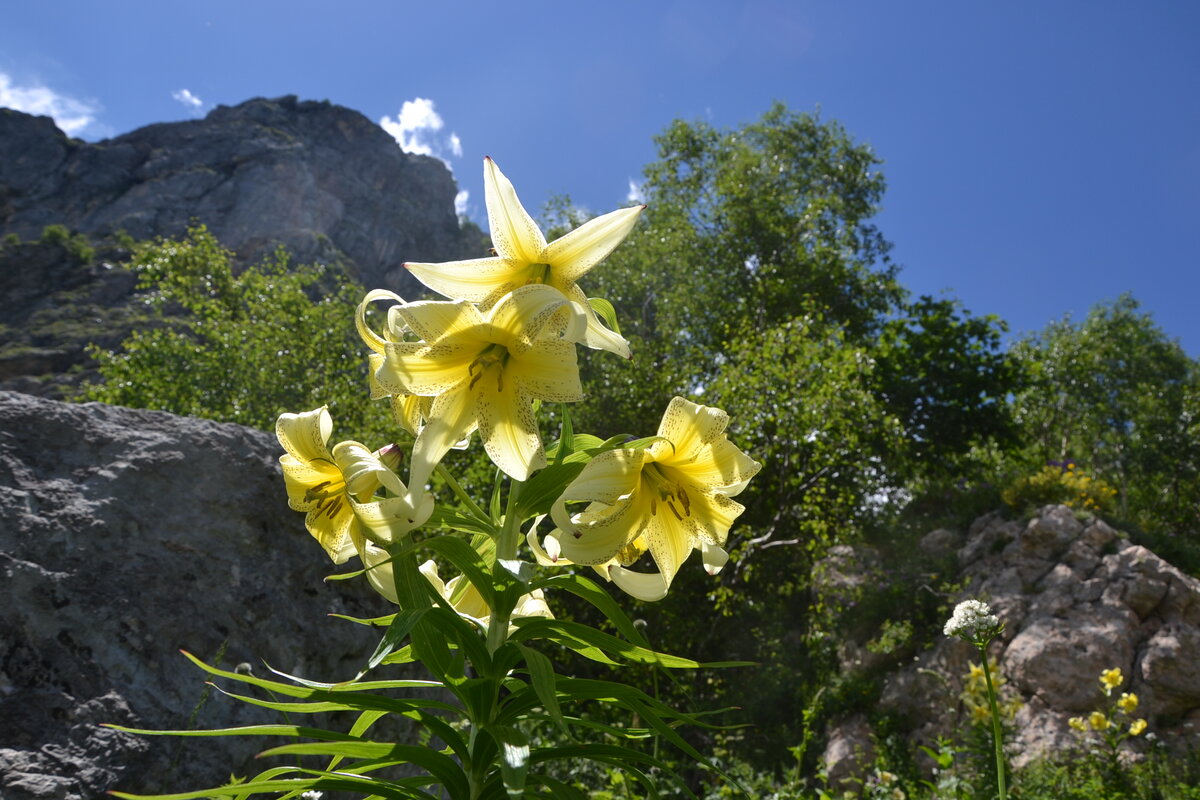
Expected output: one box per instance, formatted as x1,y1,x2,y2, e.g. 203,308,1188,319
0,96,487,397
0,392,406,798
0,96,478,287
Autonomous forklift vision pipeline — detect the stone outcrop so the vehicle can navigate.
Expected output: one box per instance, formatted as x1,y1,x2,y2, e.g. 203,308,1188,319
822,505,1200,782
0,392,405,798
0,97,479,289
0,96,487,397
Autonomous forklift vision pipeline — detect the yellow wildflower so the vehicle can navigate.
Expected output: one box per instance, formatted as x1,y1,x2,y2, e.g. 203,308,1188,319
539,397,760,601
1117,692,1139,714
404,157,643,358
1088,711,1110,731
1129,718,1148,736
1068,716,1087,732
1099,667,1124,695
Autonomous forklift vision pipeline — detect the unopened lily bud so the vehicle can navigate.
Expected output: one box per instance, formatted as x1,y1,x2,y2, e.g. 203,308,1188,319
377,443,404,472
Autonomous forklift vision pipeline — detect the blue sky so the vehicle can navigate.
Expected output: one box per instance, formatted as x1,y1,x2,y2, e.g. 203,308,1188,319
3,2,1198,353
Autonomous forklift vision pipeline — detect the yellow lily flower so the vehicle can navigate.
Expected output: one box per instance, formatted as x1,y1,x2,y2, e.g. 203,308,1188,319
542,397,760,601
356,288,432,436
374,284,586,493
276,407,433,563
404,157,643,358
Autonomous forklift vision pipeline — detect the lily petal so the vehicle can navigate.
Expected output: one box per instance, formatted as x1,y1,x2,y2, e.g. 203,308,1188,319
700,541,730,575
395,299,484,344
475,381,543,482
378,341,475,397
303,502,358,564
657,397,730,462
405,256,522,304
486,284,586,350
544,204,645,282
687,491,746,547
507,340,584,402
355,289,406,355
363,545,398,604
484,157,547,264
558,281,631,359
277,407,333,463
555,492,653,566
671,437,762,496
607,565,670,602
642,512,694,589
408,388,479,501
551,449,648,530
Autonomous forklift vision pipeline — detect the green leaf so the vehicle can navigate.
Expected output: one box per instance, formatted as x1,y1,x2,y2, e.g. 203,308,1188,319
530,572,650,648
587,296,622,335
487,725,530,797
509,618,713,668
257,742,472,799
422,535,500,607
515,644,566,734
514,461,586,518
367,607,428,670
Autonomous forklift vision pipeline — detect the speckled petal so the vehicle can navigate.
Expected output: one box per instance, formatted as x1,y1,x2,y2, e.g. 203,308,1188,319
405,256,523,304
378,340,476,396
475,381,543,481
641,512,694,589
551,448,648,533
670,437,761,496
509,340,583,402
555,493,653,567
303,501,357,564
408,388,479,500
276,407,334,463
486,284,586,350
395,299,484,343
484,157,547,264
544,204,644,282
656,397,730,463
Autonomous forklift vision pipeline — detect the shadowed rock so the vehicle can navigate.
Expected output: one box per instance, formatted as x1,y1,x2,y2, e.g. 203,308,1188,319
0,392,407,798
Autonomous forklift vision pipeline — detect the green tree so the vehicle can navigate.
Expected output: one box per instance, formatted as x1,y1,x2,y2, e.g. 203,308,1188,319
78,225,394,444
559,103,1022,764
1009,294,1200,544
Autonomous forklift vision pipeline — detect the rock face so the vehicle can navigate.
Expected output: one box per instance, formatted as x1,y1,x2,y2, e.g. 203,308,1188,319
0,96,486,397
0,97,479,290
822,505,1200,782
0,392,403,798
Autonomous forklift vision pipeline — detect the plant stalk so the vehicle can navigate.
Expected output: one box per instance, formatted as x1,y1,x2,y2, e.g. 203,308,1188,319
979,645,1008,800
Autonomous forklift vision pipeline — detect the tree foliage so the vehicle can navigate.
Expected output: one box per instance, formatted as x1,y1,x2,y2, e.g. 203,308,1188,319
79,225,393,443
1009,294,1200,539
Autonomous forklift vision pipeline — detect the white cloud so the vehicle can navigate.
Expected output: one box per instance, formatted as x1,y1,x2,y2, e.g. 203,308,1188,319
626,179,645,204
0,72,101,137
380,97,463,167
454,189,470,218
172,88,203,111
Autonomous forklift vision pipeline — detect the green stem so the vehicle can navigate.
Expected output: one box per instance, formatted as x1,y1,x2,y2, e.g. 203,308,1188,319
436,463,490,524
979,645,1008,800
486,479,524,654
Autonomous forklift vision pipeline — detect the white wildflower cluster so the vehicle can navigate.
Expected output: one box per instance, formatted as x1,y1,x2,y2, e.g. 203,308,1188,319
944,599,1001,641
